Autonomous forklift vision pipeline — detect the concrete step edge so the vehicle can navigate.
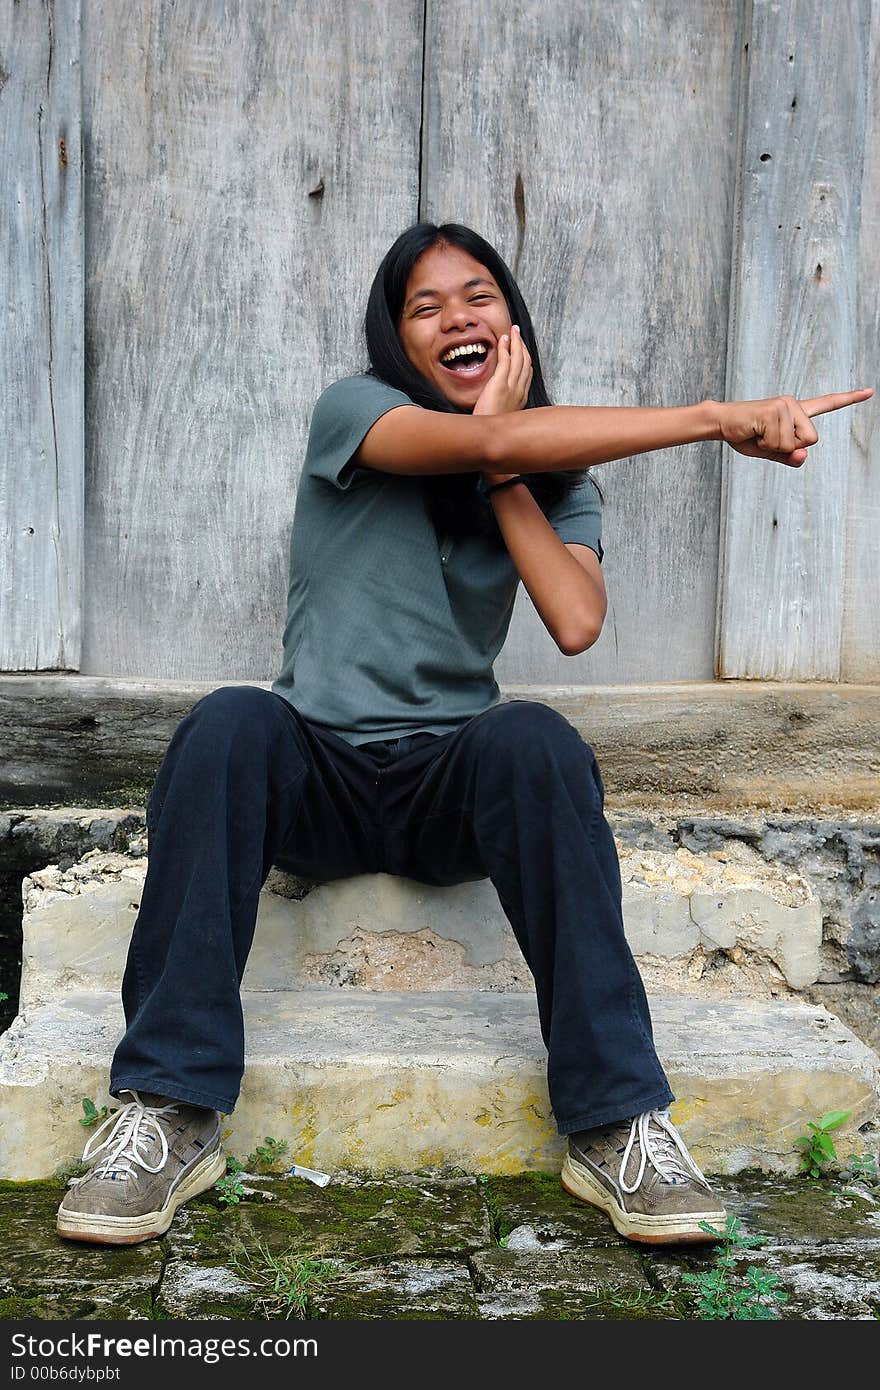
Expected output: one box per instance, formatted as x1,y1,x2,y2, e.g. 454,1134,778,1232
1,989,877,1182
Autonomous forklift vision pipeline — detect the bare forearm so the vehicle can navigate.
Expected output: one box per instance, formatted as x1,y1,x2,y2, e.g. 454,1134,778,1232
484,400,719,473
358,399,720,477
488,484,605,652
361,389,872,478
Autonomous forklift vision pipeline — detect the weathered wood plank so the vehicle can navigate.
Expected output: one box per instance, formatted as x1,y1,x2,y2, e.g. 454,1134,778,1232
0,0,83,670
2,674,878,811
80,0,422,680
422,0,742,684
718,0,871,678
842,0,880,680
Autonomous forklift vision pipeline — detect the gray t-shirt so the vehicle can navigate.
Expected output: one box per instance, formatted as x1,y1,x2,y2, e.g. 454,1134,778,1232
271,374,603,745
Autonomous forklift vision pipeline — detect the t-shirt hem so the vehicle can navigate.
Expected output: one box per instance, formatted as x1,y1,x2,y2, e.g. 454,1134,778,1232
331,722,467,746
270,687,500,748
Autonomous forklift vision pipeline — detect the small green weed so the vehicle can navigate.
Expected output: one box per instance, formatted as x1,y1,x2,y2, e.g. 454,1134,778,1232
215,1157,246,1207
247,1136,290,1172
841,1151,880,1187
232,1240,347,1319
552,1287,675,1318
0,991,8,1003
79,1098,114,1128
682,1216,787,1321
794,1109,851,1179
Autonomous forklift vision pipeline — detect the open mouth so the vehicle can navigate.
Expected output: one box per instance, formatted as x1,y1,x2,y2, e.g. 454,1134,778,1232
438,341,491,378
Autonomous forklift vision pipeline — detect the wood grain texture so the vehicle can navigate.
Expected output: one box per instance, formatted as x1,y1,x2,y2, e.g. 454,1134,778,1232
80,0,422,680
718,0,872,679
843,0,880,680
0,0,83,670
7,2,876,688
421,0,742,684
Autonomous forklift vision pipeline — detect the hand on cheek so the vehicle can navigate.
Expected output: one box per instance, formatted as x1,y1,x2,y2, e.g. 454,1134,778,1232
474,326,532,417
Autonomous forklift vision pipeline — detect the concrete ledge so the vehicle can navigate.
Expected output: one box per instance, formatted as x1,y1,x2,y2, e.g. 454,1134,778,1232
1,989,876,1180
2,675,879,810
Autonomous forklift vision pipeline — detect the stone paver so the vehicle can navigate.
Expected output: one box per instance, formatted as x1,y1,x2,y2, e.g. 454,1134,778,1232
2,1171,879,1321
470,1247,661,1321
0,1182,163,1320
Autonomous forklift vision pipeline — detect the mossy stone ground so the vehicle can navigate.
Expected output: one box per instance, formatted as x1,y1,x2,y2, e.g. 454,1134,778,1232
1,1172,878,1321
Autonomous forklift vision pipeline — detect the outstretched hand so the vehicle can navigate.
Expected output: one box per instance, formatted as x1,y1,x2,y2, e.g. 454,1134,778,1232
717,388,873,466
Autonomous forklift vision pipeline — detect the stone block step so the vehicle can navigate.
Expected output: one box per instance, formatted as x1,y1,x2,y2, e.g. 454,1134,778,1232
0,988,876,1181
19,842,824,1011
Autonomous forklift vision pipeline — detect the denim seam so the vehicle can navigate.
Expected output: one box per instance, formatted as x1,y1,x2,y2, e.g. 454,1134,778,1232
129,928,148,1015
585,753,604,848
626,956,671,1094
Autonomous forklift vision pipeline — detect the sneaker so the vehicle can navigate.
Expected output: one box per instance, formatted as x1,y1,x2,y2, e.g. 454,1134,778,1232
561,1108,727,1245
56,1089,226,1245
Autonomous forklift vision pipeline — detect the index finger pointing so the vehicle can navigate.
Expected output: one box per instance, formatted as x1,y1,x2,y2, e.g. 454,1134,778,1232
801,387,873,418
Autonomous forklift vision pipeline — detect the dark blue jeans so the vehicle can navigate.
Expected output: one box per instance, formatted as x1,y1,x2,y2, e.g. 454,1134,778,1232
111,686,674,1132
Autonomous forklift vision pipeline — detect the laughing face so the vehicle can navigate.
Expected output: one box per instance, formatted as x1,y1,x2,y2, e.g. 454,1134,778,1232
397,243,512,411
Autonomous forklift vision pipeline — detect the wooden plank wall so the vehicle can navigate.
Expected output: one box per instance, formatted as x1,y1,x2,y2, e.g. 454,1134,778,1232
0,0,82,670
422,0,742,685
80,0,422,680
844,0,880,681
717,0,872,679
4,0,878,685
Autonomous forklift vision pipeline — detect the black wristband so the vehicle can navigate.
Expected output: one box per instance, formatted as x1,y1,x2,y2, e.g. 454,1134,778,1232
486,475,526,496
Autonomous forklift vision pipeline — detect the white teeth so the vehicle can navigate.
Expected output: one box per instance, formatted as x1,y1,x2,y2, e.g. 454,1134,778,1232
441,343,487,364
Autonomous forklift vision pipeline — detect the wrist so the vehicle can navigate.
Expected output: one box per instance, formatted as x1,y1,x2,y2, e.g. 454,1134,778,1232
482,470,520,488
699,398,724,442
485,474,527,498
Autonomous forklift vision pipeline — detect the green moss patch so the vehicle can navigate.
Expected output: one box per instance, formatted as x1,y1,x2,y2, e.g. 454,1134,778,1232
479,1171,623,1248
180,1173,490,1265
722,1169,880,1246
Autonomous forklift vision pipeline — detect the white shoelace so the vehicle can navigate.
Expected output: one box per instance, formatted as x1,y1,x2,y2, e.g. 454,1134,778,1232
77,1089,179,1183
618,1108,710,1194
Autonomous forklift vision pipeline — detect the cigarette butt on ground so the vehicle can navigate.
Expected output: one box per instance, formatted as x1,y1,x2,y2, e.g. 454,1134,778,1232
288,1163,332,1187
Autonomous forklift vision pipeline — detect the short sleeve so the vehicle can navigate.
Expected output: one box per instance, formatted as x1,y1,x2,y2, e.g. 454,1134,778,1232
306,375,415,491
544,473,604,563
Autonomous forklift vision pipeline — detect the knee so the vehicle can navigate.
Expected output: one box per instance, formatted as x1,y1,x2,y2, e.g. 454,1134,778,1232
190,684,274,727
149,687,299,827
474,702,601,794
470,704,606,834
178,685,286,757
480,700,590,764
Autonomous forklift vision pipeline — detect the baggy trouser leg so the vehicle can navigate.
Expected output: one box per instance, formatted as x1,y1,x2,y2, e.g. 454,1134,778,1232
462,701,674,1133
110,686,310,1113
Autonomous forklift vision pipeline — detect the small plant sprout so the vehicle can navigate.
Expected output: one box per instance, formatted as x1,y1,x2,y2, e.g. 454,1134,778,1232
247,1136,290,1172
215,1157,246,1206
79,1098,113,1128
841,1151,880,1187
682,1215,787,1320
794,1109,851,1179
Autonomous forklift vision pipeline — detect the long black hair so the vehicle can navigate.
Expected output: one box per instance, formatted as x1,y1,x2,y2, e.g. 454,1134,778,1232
363,221,601,543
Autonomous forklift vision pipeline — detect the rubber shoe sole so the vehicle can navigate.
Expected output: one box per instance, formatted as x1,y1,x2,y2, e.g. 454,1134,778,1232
561,1151,726,1246
56,1144,227,1246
